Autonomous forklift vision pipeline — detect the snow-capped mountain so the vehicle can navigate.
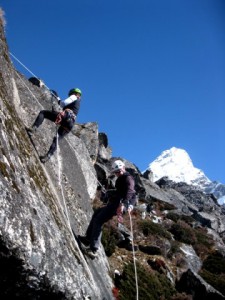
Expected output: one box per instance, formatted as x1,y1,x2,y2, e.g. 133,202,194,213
147,147,225,205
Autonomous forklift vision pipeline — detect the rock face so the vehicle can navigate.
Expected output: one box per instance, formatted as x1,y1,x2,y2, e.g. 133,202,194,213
177,269,225,300
0,16,113,299
0,12,225,300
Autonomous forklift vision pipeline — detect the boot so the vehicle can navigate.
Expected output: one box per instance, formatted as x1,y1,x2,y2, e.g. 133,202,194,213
40,153,51,163
26,126,37,136
78,235,90,248
85,247,98,259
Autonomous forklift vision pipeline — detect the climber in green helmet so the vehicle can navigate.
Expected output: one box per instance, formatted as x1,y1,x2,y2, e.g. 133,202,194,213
27,88,82,163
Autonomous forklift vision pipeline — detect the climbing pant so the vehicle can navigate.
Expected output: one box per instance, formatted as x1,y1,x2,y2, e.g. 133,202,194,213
32,110,75,156
86,200,120,251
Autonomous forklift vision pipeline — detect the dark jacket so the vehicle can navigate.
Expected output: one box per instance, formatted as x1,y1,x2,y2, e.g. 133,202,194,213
63,99,81,116
115,172,137,207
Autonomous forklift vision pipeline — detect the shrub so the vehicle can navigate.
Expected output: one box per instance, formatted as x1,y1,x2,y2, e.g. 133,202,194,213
0,8,6,27
167,240,181,259
199,251,225,296
169,221,196,245
138,220,171,240
169,221,215,258
157,201,176,211
192,227,214,257
167,212,180,223
102,225,119,256
200,269,225,296
118,262,176,300
180,215,195,225
167,213,194,225
170,293,192,300
202,251,225,275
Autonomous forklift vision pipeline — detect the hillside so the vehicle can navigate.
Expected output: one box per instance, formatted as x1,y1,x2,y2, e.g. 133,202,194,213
0,11,225,300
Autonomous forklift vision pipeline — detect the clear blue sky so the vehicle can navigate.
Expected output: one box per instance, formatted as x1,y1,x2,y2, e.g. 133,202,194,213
1,0,225,183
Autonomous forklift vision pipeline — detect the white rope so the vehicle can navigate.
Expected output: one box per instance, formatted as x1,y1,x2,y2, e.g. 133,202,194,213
10,52,39,78
10,52,55,97
128,211,139,300
13,70,43,109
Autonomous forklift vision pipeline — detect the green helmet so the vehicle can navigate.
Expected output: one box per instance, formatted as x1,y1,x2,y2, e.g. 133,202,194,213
68,88,82,96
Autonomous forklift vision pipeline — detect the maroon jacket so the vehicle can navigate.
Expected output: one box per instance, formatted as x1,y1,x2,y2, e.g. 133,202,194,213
115,172,137,207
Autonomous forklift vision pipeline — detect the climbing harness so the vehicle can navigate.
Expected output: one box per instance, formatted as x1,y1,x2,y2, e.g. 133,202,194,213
55,108,76,125
128,210,139,300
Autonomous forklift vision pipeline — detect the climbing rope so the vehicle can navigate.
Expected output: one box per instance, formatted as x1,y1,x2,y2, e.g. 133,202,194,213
13,69,43,108
128,210,139,300
10,52,39,79
10,52,58,100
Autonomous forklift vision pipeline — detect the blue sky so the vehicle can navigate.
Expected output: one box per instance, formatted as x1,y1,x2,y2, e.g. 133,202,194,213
1,0,225,183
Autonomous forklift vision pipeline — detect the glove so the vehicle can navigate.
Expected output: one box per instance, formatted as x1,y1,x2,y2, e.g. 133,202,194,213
123,200,133,213
116,204,125,223
121,204,125,214
117,204,125,215
128,205,133,213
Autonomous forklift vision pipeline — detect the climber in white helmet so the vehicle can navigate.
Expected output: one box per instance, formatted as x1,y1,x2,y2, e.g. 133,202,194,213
78,159,137,258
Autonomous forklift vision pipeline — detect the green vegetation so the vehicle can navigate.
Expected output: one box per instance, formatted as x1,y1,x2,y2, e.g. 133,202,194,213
169,220,214,257
193,227,214,257
202,251,225,274
167,212,195,225
157,201,176,211
138,219,171,240
199,251,225,296
169,221,196,245
118,262,176,300
167,240,182,259
102,225,119,256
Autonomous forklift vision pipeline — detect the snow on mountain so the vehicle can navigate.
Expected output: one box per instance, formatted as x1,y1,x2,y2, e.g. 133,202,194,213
218,196,225,206
147,147,225,205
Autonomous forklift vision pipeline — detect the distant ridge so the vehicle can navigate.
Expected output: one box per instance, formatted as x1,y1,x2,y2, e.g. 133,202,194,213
147,147,225,205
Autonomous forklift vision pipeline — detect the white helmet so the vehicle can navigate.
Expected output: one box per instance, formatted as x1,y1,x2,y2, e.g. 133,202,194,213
111,160,125,173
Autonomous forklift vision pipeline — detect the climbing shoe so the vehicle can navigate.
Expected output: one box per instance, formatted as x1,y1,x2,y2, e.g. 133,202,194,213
40,154,51,163
26,126,37,136
78,235,90,248
85,247,98,259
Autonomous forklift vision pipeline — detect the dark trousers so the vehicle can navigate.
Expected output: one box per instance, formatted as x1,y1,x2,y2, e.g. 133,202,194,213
86,201,120,251
33,110,73,156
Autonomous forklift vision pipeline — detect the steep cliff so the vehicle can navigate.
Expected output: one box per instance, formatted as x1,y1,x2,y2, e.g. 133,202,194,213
0,15,113,299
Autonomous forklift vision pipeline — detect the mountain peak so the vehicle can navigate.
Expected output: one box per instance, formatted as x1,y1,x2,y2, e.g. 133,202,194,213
148,147,225,204
149,147,210,185
154,147,192,167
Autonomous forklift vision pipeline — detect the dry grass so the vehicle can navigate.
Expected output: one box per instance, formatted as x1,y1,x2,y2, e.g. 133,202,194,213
0,8,6,27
